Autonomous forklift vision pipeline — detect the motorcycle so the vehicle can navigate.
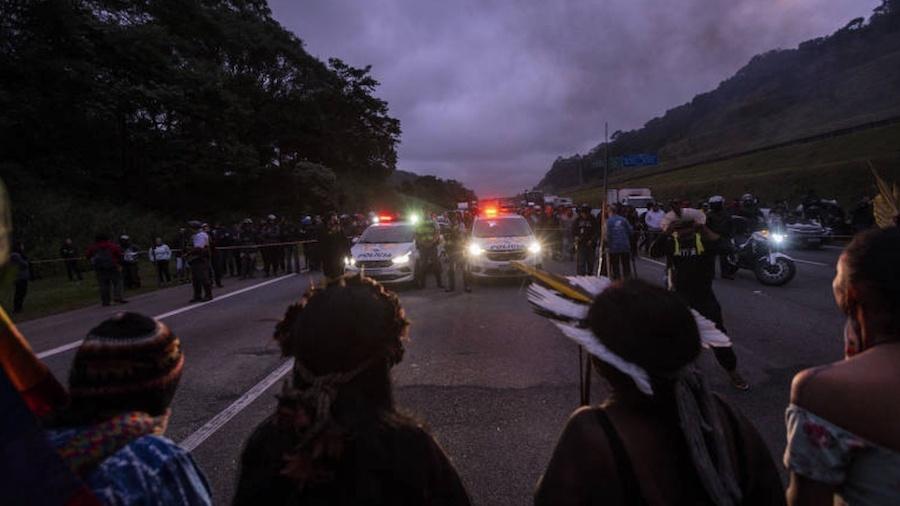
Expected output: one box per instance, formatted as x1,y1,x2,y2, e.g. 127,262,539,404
724,226,797,286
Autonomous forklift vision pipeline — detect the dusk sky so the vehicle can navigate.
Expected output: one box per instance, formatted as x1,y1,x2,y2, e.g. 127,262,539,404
269,0,879,196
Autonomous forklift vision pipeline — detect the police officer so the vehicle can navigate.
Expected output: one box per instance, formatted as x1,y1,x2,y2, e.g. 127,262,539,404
662,204,748,390
444,213,471,293
706,196,736,280
319,213,349,279
238,219,258,279
415,220,443,289
188,221,213,302
573,205,599,276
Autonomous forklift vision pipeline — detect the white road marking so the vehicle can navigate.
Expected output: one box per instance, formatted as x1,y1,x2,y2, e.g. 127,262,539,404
35,274,298,359
639,257,666,267
179,359,294,452
792,258,830,267
823,245,845,251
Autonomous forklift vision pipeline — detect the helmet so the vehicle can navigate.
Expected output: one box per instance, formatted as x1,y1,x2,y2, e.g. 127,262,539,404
708,195,725,205
267,214,277,220
242,218,253,225
120,234,130,241
741,193,754,202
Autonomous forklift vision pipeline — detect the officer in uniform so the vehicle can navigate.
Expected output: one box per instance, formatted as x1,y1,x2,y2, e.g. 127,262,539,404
444,213,471,293
662,203,748,390
705,196,736,279
572,206,600,276
187,221,213,302
318,213,349,279
415,220,443,289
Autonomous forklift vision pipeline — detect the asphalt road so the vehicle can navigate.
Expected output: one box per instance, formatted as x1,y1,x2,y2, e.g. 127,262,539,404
23,244,845,505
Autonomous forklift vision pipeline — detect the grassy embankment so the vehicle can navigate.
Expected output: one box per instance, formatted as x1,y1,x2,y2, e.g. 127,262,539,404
562,122,900,207
1,258,163,323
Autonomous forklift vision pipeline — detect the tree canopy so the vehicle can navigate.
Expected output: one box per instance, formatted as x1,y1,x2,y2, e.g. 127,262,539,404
0,0,401,216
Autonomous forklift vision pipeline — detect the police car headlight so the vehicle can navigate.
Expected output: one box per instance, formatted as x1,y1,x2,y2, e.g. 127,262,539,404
527,241,542,254
772,233,786,244
392,252,411,265
467,243,483,256
344,256,356,267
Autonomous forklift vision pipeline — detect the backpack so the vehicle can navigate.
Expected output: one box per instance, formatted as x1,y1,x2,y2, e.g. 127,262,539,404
92,247,116,271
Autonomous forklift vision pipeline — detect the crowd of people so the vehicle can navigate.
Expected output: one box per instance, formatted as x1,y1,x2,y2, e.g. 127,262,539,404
4,222,898,505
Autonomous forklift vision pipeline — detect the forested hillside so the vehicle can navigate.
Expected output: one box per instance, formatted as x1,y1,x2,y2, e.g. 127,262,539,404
537,0,900,191
0,0,401,239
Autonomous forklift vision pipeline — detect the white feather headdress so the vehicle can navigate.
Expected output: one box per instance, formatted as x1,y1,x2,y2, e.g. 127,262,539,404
512,262,731,396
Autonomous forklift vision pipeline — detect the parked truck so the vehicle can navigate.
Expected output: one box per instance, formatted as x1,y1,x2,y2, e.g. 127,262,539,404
606,188,654,216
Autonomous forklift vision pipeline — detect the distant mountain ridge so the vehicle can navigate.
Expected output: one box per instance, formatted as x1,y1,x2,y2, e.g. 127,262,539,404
537,2,900,191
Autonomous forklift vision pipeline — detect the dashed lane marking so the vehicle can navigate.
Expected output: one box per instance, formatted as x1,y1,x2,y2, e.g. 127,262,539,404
179,359,294,452
35,274,298,359
792,258,830,267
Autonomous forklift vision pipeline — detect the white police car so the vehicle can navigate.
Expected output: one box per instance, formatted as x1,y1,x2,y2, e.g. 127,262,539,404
344,219,419,285
466,211,542,278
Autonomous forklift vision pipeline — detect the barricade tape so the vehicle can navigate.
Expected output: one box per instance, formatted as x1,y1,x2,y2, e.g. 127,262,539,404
28,240,319,265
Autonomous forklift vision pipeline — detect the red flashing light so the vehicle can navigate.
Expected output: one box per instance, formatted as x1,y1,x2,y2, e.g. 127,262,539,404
378,214,394,222
484,207,498,218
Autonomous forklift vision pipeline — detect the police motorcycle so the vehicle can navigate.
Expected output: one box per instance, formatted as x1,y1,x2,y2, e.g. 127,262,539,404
724,215,797,286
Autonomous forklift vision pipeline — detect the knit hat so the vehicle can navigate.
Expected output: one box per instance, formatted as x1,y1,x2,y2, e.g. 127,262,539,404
67,312,184,421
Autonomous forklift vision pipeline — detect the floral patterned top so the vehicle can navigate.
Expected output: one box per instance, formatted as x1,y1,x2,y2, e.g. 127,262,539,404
784,404,900,505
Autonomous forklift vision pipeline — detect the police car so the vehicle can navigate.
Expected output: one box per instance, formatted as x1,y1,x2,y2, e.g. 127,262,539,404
344,215,421,285
466,210,542,278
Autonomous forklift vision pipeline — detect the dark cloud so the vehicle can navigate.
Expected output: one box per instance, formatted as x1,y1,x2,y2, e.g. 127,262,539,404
269,0,878,196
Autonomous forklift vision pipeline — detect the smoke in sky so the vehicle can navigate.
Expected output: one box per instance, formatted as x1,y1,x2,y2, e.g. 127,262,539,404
269,0,879,195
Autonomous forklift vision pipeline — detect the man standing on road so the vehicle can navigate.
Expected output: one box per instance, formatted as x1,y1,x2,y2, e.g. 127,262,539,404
59,238,82,282
444,213,471,293
119,235,141,289
642,202,665,253
605,204,633,280
573,206,600,276
415,220,444,289
706,196,736,280
188,221,213,302
86,233,127,306
318,213,349,280
149,237,172,286
10,241,30,313
662,201,748,390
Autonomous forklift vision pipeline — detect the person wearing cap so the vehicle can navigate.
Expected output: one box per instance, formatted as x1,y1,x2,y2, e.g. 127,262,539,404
44,312,212,505
188,222,213,302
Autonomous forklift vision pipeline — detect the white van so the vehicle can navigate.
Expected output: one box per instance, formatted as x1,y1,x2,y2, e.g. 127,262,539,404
345,221,419,284
466,213,542,278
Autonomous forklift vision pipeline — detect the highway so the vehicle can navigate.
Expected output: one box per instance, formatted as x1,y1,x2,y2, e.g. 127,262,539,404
22,245,845,505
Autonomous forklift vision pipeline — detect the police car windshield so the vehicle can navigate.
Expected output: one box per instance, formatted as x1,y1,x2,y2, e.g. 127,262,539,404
473,217,532,238
359,224,415,243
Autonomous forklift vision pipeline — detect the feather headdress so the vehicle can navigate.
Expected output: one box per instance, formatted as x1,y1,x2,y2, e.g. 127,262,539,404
871,164,899,229
511,261,732,395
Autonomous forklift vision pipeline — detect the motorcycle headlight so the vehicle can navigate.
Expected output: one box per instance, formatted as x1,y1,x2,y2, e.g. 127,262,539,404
392,252,411,265
467,243,483,257
344,256,356,267
772,233,785,244
527,241,542,254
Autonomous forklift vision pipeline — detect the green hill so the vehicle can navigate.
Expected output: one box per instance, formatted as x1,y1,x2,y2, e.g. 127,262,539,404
538,1,900,201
